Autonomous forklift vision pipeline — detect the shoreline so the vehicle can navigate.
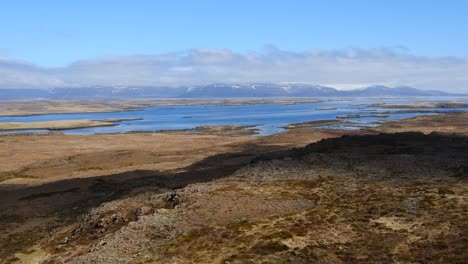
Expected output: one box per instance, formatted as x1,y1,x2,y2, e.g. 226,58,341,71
370,101,468,109
0,99,322,117
1,99,466,135
1,112,466,178
0,118,144,132
1,109,466,135
0,120,116,132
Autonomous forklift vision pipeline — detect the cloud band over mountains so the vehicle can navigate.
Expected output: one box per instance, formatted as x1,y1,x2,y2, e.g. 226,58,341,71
0,47,467,92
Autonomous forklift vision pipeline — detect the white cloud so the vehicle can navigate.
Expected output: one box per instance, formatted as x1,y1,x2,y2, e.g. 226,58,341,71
0,47,467,92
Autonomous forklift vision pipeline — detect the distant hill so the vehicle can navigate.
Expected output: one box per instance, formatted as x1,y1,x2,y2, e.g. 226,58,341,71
343,85,449,97
183,84,340,98
0,84,460,100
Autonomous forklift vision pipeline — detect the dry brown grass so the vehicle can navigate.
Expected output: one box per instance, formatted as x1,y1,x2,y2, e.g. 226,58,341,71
0,119,115,131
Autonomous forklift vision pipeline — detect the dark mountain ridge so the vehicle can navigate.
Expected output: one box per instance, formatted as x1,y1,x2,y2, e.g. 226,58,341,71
0,84,461,100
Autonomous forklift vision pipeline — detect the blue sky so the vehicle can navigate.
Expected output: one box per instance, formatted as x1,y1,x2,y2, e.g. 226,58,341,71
1,0,467,66
0,0,467,91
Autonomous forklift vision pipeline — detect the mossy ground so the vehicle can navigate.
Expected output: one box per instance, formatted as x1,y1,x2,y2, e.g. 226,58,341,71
134,173,466,264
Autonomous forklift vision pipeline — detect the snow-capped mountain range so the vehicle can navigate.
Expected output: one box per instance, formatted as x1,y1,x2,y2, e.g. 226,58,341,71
0,84,461,100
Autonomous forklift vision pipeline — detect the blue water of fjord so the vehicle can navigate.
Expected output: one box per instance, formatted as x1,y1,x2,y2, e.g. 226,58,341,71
1,97,467,135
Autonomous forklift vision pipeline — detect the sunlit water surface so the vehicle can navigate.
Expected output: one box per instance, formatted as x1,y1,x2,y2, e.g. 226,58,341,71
1,97,467,136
